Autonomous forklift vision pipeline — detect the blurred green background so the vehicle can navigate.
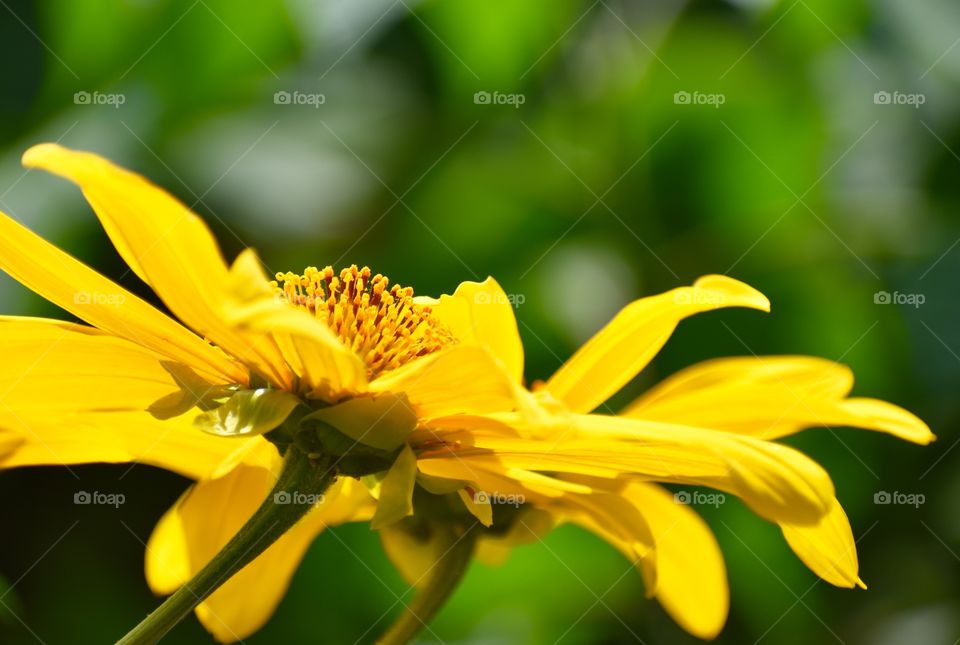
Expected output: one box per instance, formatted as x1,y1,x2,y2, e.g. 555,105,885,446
1,0,958,643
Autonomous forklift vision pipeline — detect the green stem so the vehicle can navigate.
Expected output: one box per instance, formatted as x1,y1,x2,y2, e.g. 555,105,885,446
376,526,477,645
117,446,335,645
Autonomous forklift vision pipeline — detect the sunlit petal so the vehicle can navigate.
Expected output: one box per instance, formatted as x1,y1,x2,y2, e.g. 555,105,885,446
546,275,770,413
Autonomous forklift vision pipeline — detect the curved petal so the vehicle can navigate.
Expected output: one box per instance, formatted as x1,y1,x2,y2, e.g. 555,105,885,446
417,277,524,383
370,445,418,529
624,356,934,444
555,491,657,592
417,412,835,526
831,398,934,445
0,317,238,479
22,144,294,389
145,455,374,642
0,211,244,385
1,411,242,481
369,345,516,419
545,276,770,414
623,483,728,639
781,499,864,589
415,451,590,501
223,250,367,400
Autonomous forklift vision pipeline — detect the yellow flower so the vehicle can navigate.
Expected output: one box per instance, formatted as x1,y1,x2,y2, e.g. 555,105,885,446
0,143,514,640
0,144,933,643
404,276,934,639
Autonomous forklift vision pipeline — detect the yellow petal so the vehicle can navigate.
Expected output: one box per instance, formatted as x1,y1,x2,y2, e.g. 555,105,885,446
223,249,367,399
0,317,188,411
145,492,191,594
303,393,416,451
421,412,835,525
0,211,244,385
624,483,728,639
148,459,296,642
557,492,657,592
22,144,293,389
418,277,524,382
0,317,238,479
22,143,222,295
833,398,934,444
369,345,516,419
0,433,22,460
457,488,493,527
1,411,244,481
416,455,586,501
780,499,865,589
145,458,373,642
370,445,418,529
545,275,770,413
625,356,934,444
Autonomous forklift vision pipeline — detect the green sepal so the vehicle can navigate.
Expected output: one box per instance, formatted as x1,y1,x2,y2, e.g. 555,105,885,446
300,394,416,451
298,416,399,477
194,388,302,438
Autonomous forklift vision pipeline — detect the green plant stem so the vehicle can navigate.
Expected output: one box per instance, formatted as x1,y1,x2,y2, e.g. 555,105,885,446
117,446,335,645
376,526,476,645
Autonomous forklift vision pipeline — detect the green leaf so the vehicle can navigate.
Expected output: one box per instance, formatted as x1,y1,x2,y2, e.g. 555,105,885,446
194,388,302,438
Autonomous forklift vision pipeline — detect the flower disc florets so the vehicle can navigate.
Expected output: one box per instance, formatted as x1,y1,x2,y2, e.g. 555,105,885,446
273,265,454,378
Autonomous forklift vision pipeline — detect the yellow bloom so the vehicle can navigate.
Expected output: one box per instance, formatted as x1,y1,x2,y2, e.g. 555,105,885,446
0,144,933,642
409,277,932,639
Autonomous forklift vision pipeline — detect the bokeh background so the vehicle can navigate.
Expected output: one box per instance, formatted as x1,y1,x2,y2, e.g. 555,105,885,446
1,0,959,643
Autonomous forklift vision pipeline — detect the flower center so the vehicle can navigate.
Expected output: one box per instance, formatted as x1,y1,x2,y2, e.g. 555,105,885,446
273,265,454,378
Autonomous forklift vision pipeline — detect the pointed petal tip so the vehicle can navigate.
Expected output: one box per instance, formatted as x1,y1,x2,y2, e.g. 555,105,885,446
22,142,67,169
840,398,936,445
915,429,937,445
693,274,771,313
909,414,936,445
695,625,725,641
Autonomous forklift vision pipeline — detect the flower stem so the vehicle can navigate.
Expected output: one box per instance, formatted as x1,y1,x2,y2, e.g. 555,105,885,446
117,445,335,645
376,525,477,645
